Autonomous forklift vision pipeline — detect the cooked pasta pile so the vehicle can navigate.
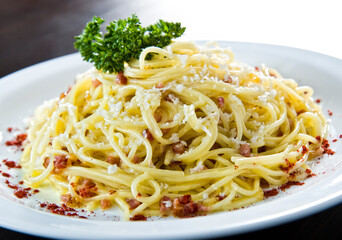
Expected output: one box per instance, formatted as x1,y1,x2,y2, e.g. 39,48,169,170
21,41,328,220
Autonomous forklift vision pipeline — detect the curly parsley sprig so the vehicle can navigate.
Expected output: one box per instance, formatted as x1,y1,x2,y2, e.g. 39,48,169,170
74,14,186,73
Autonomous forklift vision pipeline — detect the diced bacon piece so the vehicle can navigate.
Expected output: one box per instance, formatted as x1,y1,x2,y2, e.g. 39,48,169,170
100,199,112,210
155,82,165,88
126,198,141,210
78,179,97,198
217,97,225,109
43,157,50,168
223,75,233,84
53,155,69,170
172,141,187,154
154,112,162,122
105,156,121,166
130,214,147,221
132,155,142,164
178,194,191,204
160,196,173,214
239,143,251,157
116,72,128,85
143,129,154,141
92,79,102,88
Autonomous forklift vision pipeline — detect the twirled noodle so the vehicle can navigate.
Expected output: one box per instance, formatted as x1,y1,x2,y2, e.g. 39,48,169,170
21,41,329,220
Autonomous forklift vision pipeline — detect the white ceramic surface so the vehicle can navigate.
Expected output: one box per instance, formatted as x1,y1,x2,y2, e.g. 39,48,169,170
0,41,342,239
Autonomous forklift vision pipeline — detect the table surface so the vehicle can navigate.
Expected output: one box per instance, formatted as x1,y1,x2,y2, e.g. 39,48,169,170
1,0,342,239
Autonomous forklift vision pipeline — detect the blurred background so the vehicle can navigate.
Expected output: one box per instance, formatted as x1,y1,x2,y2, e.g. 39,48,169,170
1,0,342,239
1,0,341,78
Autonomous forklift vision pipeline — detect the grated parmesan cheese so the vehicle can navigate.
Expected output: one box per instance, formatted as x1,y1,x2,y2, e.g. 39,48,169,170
107,164,118,174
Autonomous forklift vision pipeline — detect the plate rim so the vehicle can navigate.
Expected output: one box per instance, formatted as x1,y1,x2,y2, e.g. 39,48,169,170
1,40,342,239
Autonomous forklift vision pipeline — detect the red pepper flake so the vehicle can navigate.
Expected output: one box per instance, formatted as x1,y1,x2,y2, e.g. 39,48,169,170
332,139,338,142
340,134,342,139
315,99,321,104
328,110,333,116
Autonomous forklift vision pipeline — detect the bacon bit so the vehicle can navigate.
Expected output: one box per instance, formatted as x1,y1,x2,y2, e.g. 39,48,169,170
260,178,270,188
161,128,170,135
217,97,225,109
105,156,121,166
172,141,187,154
216,195,226,201
92,79,102,88
132,155,142,164
78,179,97,198
269,72,277,78
154,112,162,122
14,189,30,199
315,99,321,104
2,159,21,169
142,129,154,141
279,181,304,191
60,193,77,206
126,198,141,210
53,155,69,171
42,203,82,217
100,199,112,210
155,82,165,88
2,172,11,178
280,159,295,172
115,72,128,85
223,75,233,84
169,160,182,167
263,189,279,198
130,215,147,221
239,143,250,157
172,195,203,218
302,146,309,155
321,138,335,155
328,110,333,116
5,133,27,147
43,157,50,168
160,196,173,214
178,194,191,204
59,86,72,100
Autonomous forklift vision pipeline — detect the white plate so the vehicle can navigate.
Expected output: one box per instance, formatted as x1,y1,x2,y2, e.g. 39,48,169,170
0,41,342,239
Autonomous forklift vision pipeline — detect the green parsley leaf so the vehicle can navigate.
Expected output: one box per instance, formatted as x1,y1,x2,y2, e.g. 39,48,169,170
74,14,185,73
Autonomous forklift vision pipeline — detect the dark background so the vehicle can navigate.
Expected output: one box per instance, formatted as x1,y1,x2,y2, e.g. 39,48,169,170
1,0,342,239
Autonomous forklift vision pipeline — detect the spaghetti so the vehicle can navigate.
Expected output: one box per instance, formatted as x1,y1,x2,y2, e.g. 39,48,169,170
21,41,329,220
